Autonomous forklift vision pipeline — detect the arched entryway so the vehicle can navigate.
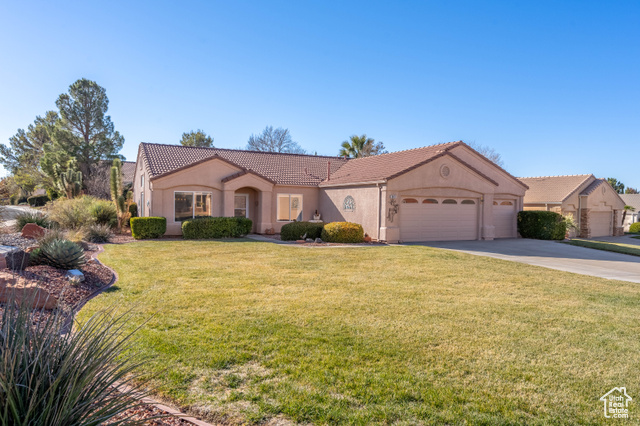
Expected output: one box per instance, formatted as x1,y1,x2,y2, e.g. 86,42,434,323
234,187,259,232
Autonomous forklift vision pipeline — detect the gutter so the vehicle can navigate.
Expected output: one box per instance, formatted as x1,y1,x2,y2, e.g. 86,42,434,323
319,180,386,188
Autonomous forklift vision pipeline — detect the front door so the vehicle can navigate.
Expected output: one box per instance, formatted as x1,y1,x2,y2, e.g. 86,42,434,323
234,194,249,218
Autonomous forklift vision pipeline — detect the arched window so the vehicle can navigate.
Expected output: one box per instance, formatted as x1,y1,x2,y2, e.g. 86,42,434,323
343,195,356,212
493,201,498,205
423,199,438,204
461,200,475,205
500,201,514,205
402,198,418,204
442,199,457,204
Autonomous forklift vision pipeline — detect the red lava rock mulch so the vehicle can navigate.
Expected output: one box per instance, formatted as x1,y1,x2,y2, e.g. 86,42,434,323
19,262,113,309
260,233,385,247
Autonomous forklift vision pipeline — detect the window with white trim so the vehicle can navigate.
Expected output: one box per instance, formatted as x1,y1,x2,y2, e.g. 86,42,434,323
174,191,212,221
277,194,303,221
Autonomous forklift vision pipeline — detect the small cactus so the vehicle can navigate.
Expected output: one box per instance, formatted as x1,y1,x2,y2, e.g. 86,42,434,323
40,239,86,270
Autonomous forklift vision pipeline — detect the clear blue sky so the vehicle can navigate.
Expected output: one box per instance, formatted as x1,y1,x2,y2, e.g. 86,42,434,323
1,1,638,187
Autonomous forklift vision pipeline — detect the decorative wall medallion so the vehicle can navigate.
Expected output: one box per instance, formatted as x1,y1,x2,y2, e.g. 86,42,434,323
343,195,355,212
601,185,606,195
440,164,451,178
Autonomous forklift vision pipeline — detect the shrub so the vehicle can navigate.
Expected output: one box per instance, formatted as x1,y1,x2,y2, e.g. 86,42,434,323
130,217,166,239
182,217,252,239
10,194,17,205
321,222,365,243
46,196,96,230
281,221,324,241
14,211,51,232
27,194,49,207
629,222,640,234
129,202,138,218
29,247,43,266
517,211,567,240
86,223,113,243
40,238,86,270
0,298,154,425
90,199,118,227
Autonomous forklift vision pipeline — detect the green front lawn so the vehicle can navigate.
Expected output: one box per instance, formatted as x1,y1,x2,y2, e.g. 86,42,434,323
80,241,640,424
564,238,640,257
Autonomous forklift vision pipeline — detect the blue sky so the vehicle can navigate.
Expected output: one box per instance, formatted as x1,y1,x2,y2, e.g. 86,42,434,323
1,1,638,187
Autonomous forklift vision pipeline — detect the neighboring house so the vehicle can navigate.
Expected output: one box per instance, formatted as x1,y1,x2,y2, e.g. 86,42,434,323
133,141,528,242
121,161,136,186
620,194,640,231
519,174,626,238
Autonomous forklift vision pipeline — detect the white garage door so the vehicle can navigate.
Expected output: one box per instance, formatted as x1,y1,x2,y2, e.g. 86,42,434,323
590,211,612,237
399,197,478,242
493,200,517,238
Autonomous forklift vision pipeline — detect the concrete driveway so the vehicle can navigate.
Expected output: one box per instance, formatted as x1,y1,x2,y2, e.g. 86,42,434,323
406,238,640,283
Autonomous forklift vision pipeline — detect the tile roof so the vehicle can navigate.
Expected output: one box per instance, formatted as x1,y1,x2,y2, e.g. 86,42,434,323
320,141,467,185
122,161,136,184
140,143,349,186
580,178,607,196
518,174,594,203
621,194,640,210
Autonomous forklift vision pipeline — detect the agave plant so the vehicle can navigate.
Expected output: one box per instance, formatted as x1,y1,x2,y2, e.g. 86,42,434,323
0,295,158,425
40,238,86,270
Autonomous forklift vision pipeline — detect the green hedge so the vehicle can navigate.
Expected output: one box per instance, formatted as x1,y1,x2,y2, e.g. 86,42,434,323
517,211,566,240
280,221,325,241
629,222,640,234
27,194,49,207
321,221,364,243
130,217,166,239
182,217,252,239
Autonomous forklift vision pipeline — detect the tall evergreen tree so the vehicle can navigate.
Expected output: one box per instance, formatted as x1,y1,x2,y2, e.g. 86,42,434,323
0,111,58,192
49,78,124,179
180,129,214,147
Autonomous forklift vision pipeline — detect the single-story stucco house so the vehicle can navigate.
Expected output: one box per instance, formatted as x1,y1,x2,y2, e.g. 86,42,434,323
620,194,640,231
132,141,528,242
519,174,625,238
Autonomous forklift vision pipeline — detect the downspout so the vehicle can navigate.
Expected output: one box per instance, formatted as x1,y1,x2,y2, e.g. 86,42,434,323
376,183,381,241
577,196,581,234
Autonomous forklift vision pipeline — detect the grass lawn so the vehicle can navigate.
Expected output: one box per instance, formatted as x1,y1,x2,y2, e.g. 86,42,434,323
563,238,640,257
80,240,640,424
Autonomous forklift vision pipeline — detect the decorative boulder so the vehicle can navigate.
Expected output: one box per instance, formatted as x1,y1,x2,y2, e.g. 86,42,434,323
0,246,29,271
21,223,46,239
315,238,323,244
66,269,85,283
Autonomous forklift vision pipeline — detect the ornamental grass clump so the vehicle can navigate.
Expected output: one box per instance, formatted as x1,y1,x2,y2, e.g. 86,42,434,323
0,296,156,425
14,211,51,232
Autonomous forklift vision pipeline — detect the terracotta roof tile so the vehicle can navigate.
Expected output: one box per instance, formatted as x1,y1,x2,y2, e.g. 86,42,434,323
519,174,594,203
321,141,464,185
141,143,349,186
621,194,640,210
122,161,136,184
580,178,606,196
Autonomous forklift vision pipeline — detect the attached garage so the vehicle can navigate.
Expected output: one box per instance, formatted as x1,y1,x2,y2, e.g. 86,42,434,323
399,197,479,242
493,200,517,238
589,211,612,237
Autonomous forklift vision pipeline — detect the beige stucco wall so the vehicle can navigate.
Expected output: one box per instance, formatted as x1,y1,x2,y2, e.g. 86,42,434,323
132,150,152,218
319,185,381,238
270,186,320,232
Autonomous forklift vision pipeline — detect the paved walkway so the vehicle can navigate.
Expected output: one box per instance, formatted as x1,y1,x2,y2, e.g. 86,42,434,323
407,238,640,283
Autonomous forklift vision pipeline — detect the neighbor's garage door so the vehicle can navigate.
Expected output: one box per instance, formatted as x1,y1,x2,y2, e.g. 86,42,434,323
399,197,478,242
493,200,517,238
590,211,612,237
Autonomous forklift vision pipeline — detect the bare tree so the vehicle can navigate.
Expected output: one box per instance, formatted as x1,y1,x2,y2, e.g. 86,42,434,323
466,141,505,168
247,126,306,154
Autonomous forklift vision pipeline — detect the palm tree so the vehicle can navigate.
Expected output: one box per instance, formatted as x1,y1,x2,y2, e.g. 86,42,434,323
339,134,386,158
622,205,636,225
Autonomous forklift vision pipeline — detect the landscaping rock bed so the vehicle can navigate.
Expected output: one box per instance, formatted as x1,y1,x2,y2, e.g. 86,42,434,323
110,404,193,425
0,232,36,250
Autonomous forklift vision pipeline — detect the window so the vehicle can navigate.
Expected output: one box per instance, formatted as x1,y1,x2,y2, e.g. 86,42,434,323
343,195,355,212
141,174,144,188
461,200,475,205
140,193,144,217
174,191,212,221
442,199,457,204
500,201,513,205
402,198,418,204
277,194,303,221
423,199,438,204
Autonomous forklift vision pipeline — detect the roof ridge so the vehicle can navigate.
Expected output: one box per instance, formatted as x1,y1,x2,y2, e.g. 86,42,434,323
139,142,348,160
519,173,593,179
347,140,462,161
